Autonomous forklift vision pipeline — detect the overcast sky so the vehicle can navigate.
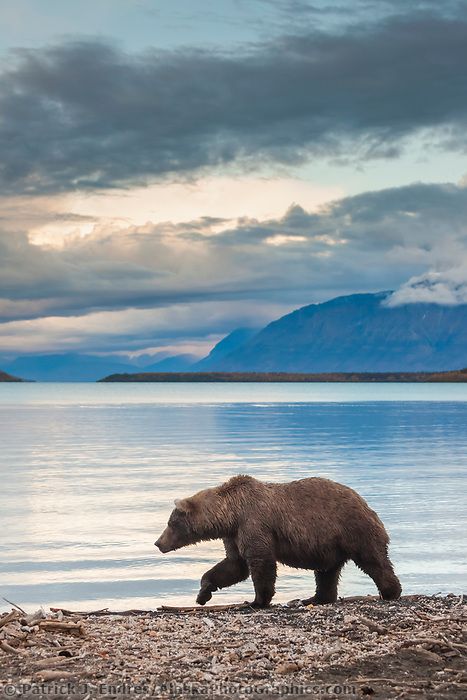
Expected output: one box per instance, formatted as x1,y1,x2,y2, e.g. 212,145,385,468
1,0,467,357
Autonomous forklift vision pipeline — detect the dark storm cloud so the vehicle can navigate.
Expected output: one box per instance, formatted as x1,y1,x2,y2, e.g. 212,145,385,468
1,12,467,194
1,182,467,326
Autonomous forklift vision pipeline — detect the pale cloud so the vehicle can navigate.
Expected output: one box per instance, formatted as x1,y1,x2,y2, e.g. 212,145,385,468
25,176,342,246
0,302,287,354
387,268,467,306
265,234,307,246
0,194,98,241
1,181,467,355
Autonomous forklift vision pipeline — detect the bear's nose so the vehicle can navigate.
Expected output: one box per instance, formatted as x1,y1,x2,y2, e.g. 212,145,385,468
154,538,161,549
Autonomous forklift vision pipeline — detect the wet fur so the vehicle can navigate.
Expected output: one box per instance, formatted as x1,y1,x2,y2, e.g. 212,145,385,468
155,475,402,607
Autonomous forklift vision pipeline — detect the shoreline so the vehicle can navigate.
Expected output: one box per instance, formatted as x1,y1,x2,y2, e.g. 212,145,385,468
1,595,465,698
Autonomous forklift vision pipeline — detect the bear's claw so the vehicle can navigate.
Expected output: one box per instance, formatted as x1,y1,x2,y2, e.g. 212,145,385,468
196,584,216,605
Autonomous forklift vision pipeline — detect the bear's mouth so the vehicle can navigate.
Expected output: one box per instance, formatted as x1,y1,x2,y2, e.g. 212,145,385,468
154,539,174,554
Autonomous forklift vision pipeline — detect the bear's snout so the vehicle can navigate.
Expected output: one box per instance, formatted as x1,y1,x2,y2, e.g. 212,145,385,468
154,528,175,553
154,537,171,553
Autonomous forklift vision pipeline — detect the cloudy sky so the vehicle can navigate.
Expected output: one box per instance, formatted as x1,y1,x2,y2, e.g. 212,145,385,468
1,0,467,358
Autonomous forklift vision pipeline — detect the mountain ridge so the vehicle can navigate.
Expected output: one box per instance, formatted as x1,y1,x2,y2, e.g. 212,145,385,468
4,291,467,379
194,328,259,369
200,292,467,372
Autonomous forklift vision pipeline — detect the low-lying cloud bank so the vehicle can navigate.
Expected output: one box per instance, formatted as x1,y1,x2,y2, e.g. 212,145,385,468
1,11,467,194
1,180,467,354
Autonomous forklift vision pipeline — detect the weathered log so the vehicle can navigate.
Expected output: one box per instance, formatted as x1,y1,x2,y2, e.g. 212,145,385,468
159,602,251,613
0,610,19,629
35,670,77,681
39,620,85,636
50,607,152,617
0,640,24,655
50,606,108,616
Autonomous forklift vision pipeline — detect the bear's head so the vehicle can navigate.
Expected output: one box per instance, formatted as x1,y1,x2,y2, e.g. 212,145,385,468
155,477,251,553
155,497,202,553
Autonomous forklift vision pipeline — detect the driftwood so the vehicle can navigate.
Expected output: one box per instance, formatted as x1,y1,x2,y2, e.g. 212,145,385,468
1,597,26,614
0,610,19,629
50,606,156,617
0,639,24,655
50,606,109,617
30,656,75,670
160,602,251,613
35,670,77,681
48,602,252,616
38,620,85,636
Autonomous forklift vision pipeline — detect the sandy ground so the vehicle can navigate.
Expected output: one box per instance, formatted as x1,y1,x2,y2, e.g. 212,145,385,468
1,595,466,698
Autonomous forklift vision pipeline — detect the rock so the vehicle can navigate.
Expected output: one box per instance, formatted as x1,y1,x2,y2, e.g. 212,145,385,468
276,661,300,674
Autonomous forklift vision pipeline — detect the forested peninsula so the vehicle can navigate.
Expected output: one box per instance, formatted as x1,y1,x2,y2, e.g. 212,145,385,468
99,369,467,382
0,370,23,382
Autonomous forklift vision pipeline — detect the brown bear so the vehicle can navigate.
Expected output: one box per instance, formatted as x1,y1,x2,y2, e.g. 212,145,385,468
155,475,401,607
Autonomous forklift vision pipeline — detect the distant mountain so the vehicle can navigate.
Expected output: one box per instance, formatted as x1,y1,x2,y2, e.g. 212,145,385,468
207,292,467,372
195,328,259,369
9,293,467,380
2,353,137,382
0,370,23,382
142,353,199,372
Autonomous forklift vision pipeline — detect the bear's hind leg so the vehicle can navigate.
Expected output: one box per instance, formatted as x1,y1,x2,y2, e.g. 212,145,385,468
302,564,343,605
197,557,249,605
354,550,402,600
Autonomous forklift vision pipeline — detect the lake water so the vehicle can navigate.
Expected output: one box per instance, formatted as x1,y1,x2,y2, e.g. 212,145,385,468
1,383,466,613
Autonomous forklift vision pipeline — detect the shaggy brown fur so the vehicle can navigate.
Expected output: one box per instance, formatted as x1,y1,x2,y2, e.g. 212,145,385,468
155,475,402,607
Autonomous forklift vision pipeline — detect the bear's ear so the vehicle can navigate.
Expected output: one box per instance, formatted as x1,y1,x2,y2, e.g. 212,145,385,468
174,498,193,513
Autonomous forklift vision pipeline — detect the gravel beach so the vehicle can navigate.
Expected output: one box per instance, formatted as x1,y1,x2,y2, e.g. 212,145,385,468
1,595,466,698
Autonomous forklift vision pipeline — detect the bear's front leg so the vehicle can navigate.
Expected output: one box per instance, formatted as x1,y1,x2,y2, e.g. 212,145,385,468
196,557,249,605
246,555,277,608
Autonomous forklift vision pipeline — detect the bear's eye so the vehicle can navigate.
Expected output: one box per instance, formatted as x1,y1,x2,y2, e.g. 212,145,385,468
169,509,186,526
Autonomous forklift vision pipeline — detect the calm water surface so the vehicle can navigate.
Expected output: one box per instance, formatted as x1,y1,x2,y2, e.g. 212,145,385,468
1,383,466,612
